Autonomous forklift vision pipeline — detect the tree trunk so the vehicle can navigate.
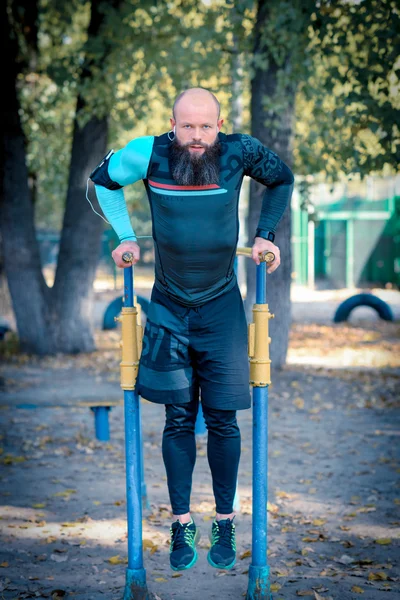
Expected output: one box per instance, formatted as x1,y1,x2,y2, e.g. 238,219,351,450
245,0,297,369
0,0,52,353
51,114,108,353
1,0,118,354
50,0,124,353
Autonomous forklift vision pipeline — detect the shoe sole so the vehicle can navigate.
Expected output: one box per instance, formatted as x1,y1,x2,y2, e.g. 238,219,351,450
170,528,201,571
207,552,236,570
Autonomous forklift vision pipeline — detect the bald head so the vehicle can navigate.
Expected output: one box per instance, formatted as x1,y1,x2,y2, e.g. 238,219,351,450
173,88,220,119
170,87,224,156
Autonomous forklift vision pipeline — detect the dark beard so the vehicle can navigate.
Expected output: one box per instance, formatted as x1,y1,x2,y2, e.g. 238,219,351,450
169,138,221,186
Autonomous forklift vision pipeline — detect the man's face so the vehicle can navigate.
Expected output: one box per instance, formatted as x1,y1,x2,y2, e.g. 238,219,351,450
170,98,224,155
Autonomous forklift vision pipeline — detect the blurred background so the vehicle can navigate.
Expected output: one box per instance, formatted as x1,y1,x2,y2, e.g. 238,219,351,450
1,0,399,365
1,3,400,599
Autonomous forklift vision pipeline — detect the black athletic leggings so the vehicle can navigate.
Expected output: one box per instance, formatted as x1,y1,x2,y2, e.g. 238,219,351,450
162,397,241,515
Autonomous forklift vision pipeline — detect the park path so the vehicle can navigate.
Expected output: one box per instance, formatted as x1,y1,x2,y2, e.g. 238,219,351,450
0,320,399,600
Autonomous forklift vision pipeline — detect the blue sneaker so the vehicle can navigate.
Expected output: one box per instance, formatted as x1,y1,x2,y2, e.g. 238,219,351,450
169,519,200,571
207,517,236,569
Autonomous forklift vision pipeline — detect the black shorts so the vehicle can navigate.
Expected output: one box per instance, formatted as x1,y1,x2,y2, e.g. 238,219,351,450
136,282,251,411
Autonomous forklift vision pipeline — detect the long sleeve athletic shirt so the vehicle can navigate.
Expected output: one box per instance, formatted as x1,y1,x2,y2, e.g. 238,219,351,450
91,131,294,307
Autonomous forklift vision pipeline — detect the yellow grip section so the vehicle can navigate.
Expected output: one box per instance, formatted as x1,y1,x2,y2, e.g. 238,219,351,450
248,322,255,358
248,303,274,387
120,307,139,390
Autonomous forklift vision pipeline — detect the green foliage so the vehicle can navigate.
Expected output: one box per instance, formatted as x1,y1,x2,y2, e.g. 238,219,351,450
19,0,399,230
22,0,240,230
296,0,400,178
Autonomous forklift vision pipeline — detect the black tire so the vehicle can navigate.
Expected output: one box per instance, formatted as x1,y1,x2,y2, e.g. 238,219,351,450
333,293,394,323
102,295,150,330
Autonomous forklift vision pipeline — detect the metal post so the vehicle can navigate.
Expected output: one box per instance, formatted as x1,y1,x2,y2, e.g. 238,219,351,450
307,219,315,290
346,218,355,289
138,399,149,510
91,406,111,441
122,266,149,600
247,261,272,600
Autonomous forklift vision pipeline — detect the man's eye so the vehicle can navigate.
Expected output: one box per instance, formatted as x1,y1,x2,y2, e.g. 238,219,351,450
203,125,210,129
184,125,191,128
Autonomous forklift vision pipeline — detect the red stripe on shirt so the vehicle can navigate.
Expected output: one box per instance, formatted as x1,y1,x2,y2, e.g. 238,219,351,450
149,180,220,191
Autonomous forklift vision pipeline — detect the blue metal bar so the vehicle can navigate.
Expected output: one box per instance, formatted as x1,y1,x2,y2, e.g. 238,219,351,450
124,266,134,306
247,260,271,600
91,406,110,441
123,266,148,600
252,386,269,566
138,399,150,510
195,401,207,435
256,262,266,304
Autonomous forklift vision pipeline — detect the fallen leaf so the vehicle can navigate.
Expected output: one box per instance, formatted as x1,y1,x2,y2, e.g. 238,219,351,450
296,589,314,596
293,397,305,409
155,577,168,583
0,562,9,568
45,536,58,543
368,572,388,581
240,550,251,559
351,586,364,594
276,491,292,499
270,584,281,592
375,538,391,545
171,573,182,578
32,503,46,509
143,539,156,550
53,489,77,498
108,555,128,565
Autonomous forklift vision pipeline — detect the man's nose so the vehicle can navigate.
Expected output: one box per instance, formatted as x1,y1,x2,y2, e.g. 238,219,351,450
191,129,202,140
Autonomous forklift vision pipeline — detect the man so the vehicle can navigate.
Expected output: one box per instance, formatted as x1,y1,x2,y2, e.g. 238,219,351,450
90,87,294,572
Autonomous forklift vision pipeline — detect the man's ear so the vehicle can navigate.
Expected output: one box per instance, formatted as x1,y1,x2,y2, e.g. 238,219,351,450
217,118,224,131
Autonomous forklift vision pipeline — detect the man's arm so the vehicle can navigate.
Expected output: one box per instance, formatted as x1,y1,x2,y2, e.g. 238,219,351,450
90,136,154,243
240,134,294,240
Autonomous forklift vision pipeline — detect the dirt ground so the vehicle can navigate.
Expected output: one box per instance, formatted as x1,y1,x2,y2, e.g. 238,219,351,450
0,287,399,600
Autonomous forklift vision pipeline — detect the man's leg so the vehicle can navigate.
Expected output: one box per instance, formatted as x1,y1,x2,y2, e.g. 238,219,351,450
162,396,201,571
202,404,241,569
162,396,199,520
202,405,241,517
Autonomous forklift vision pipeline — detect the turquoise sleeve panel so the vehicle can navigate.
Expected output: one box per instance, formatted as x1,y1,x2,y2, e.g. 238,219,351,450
240,134,294,234
94,186,137,242
108,136,154,186
94,136,154,243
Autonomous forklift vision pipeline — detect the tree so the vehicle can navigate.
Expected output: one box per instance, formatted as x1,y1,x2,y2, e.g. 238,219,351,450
245,0,315,369
1,0,239,354
298,0,400,178
1,0,125,354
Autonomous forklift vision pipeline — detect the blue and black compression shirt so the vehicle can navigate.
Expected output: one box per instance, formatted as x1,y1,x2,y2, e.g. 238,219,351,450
91,131,294,307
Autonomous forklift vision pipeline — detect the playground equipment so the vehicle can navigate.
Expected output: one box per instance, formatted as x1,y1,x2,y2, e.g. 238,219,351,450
333,292,393,323
103,295,150,330
119,247,275,600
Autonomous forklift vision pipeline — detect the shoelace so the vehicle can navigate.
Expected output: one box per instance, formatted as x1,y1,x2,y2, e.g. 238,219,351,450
213,520,235,549
170,522,195,551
